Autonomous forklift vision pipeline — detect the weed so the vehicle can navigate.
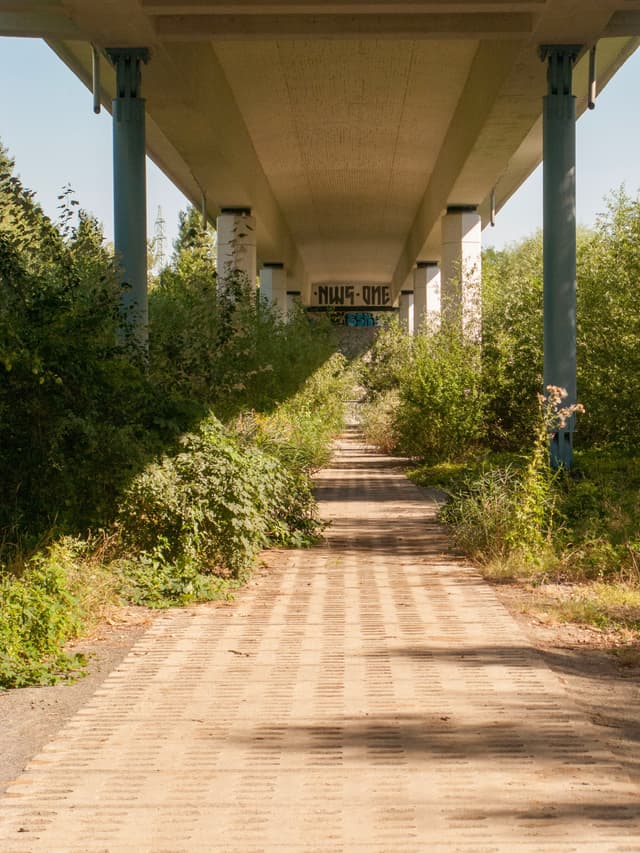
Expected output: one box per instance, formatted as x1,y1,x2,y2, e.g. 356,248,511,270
359,389,400,454
0,543,85,689
117,545,238,609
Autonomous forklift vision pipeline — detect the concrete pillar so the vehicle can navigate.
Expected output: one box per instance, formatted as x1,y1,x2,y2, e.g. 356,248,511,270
259,263,288,315
216,207,257,295
441,205,482,338
107,47,149,342
399,289,414,335
286,290,301,317
413,261,441,332
540,44,581,469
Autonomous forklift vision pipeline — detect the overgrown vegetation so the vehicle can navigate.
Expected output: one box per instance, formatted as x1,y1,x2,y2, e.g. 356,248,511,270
0,145,350,688
360,190,640,637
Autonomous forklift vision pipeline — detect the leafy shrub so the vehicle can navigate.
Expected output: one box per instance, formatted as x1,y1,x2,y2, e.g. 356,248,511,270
438,392,565,566
0,149,182,541
249,353,351,472
576,190,640,449
358,319,411,398
394,329,485,460
119,415,323,581
150,268,337,421
117,546,237,608
482,194,640,455
481,236,544,450
359,389,400,454
0,543,84,688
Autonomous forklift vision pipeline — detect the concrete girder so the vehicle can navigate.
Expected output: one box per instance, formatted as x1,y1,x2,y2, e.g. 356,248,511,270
151,13,536,40
391,39,521,298
140,2,547,11
44,35,308,290
476,34,640,228
1,0,639,304
0,11,79,38
398,4,640,280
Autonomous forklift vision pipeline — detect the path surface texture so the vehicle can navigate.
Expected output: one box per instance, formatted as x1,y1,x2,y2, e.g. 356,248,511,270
1,429,639,852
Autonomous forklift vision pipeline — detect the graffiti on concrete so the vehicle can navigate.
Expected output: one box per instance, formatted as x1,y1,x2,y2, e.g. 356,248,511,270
314,284,391,308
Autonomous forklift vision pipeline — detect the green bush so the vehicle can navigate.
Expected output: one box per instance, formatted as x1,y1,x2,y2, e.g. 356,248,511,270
358,319,410,398
119,415,323,581
0,150,183,541
576,190,640,449
0,147,339,550
359,389,400,454
0,544,84,689
481,236,543,450
150,267,337,421
359,323,484,461
117,547,237,609
394,329,485,460
250,352,351,472
481,193,640,454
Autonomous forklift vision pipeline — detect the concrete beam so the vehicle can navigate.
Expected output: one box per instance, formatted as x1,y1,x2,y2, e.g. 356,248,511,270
0,11,79,37
142,1,546,11
45,36,308,293
153,13,535,40
605,11,640,37
391,39,522,297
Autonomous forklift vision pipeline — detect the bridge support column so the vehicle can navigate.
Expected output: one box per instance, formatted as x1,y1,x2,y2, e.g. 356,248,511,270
286,290,301,317
540,44,581,469
216,208,257,296
414,261,440,332
441,206,481,339
260,263,288,315
399,289,414,335
107,48,150,342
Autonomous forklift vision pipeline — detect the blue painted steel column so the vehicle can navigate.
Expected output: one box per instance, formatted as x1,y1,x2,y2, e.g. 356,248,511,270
540,44,582,468
107,48,150,341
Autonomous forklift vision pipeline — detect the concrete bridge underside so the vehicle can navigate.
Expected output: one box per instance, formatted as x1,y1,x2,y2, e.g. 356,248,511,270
2,1,639,302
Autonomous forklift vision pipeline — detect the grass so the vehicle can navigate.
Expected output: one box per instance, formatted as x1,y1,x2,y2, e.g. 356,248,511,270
416,444,640,641
527,582,640,632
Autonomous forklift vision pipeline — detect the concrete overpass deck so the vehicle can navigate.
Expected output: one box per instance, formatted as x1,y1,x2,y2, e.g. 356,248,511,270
2,1,639,300
2,1,638,465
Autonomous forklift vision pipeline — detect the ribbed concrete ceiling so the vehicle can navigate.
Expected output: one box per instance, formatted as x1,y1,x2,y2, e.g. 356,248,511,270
1,1,639,295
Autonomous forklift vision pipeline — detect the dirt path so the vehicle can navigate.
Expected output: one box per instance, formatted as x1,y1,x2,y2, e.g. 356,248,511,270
0,429,638,851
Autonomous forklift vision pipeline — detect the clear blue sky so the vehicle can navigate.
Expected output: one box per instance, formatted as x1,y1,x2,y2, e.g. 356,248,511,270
1,37,639,253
